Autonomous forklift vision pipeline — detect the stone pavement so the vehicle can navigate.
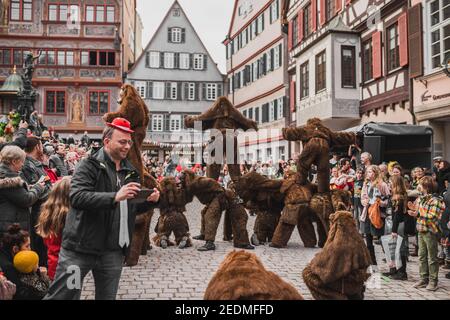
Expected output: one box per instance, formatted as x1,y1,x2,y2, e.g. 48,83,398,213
81,199,450,300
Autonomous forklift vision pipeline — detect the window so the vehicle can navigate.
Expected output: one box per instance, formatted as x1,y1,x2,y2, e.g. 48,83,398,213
134,81,146,98
304,3,312,38
81,51,115,66
266,148,272,160
11,0,32,21
362,39,373,82
254,106,260,123
206,84,217,101
326,0,335,22
173,8,180,17
278,146,285,161
0,49,11,65
270,0,279,23
429,0,450,69
151,114,163,131
171,28,182,43
274,44,282,69
85,5,114,23
387,23,399,71
315,50,326,92
149,52,160,68
269,101,275,122
57,51,65,65
292,15,299,47
193,54,204,70
49,5,57,21
341,46,356,88
170,115,181,131
89,91,109,114
188,83,196,100
164,52,175,69
300,61,309,98
153,82,165,100
46,91,66,114
169,82,177,100
180,53,190,69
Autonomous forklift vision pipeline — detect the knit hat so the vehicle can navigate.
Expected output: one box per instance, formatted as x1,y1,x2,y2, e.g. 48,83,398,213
13,251,39,274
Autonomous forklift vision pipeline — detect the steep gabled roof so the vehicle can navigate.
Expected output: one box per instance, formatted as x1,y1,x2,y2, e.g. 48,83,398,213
128,0,223,77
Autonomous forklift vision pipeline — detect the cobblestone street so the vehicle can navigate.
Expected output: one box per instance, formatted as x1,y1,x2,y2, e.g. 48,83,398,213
81,199,450,300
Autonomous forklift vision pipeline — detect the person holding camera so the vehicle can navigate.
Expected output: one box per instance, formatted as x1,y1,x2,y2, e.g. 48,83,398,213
44,118,160,300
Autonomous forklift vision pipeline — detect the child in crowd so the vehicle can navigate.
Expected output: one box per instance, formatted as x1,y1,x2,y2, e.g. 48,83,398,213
36,177,71,281
13,250,50,300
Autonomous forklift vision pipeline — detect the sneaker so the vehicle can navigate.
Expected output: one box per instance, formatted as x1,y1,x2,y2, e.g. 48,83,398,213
192,234,205,240
197,241,216,251
425,281,438,291
250,234,260,246
178,236,188,249
413,279,428,289
390,271,408,281
382,268,397,277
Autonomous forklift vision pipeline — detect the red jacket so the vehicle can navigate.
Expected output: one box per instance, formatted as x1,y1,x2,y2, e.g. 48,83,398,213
44,167,59,184
43,235,62,281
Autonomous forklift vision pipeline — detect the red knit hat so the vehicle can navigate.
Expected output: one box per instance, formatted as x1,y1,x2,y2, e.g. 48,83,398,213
106,118,134,133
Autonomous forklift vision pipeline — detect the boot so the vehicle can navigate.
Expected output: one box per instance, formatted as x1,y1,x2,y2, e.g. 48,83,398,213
425,280,438,291
250,233,260,246
234,243,255,250
193,234,205,240
391,271,408,280
178,236,188,249
197,240,216,251
413,279,428,289
382,267,397,277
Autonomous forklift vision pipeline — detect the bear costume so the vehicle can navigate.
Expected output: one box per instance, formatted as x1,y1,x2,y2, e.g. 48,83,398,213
282,118,356,193
103,84,159,266
152,177,191,249
204,250,303,300
234,171,284,245
179,170,253,251
184,96,258,241
302,211,371,300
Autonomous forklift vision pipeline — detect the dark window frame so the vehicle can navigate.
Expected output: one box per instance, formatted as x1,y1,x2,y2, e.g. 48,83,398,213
362,39,373,82
303,3,312,38
88,90,110,115
386,22,400,72
300,61,309,99
10,0,33,22
315,50,326,93
341,45,356,88
45,90,66,114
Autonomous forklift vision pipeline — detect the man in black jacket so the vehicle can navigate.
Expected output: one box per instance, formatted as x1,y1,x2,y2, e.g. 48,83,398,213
49,144,68,177
44,118,160,300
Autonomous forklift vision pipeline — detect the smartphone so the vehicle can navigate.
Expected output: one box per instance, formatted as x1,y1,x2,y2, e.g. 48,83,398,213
130,188,154,204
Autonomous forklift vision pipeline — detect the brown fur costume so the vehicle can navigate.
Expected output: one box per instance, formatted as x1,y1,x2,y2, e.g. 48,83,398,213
185,96,258,241
204,250,303,300
103,84,158,266
282,118,356,193
152,177,191,248
271,171,317,248
180,170,251,247
302,211,371,300
234,172,284,244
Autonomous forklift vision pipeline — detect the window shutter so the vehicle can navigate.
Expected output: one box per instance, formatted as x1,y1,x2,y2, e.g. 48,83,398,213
145,52,149,68
177,82,182,100
202,83,206,100
288,21,293,51
270,48,275,71
190,53,194,69
168,28,172,42
298,9,304,43
312,0,317,31
335,0,342,14
181,28,186,43
283,97,288,117
409,4,423,78
147,81,153,99
398,12,408,67
203,55,207,70
184,83,189,100
263,54,267,75
174,53,179,69
270,4,273,23
164,114,170,131
372,31,382,79
262,103,269,123
218,84,223,97
273,99,278,120
290,80,296,112
278,44,283,66
320,0,326,26
195,83,200,100
165,82,170,99
160,52,165,69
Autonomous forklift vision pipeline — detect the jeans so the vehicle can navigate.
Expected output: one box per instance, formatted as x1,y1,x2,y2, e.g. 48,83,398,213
44,247,123,300
418,232,439,282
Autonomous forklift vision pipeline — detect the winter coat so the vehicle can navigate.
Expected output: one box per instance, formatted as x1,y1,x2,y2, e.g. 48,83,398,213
61,148,158,256
43,236,61,281
437,167,450,195
0,128,27,152
49,154,68,177
15,271,50,300
0,164,45,234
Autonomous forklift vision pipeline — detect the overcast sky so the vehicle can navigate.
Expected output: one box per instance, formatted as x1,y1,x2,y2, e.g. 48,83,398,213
137,0,234,74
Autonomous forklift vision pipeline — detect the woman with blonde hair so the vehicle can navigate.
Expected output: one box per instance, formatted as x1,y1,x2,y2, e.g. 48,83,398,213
361,165,390,268
36,177,71,281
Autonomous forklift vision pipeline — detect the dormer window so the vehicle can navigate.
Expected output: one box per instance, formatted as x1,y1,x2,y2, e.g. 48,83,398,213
168,27,185,43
